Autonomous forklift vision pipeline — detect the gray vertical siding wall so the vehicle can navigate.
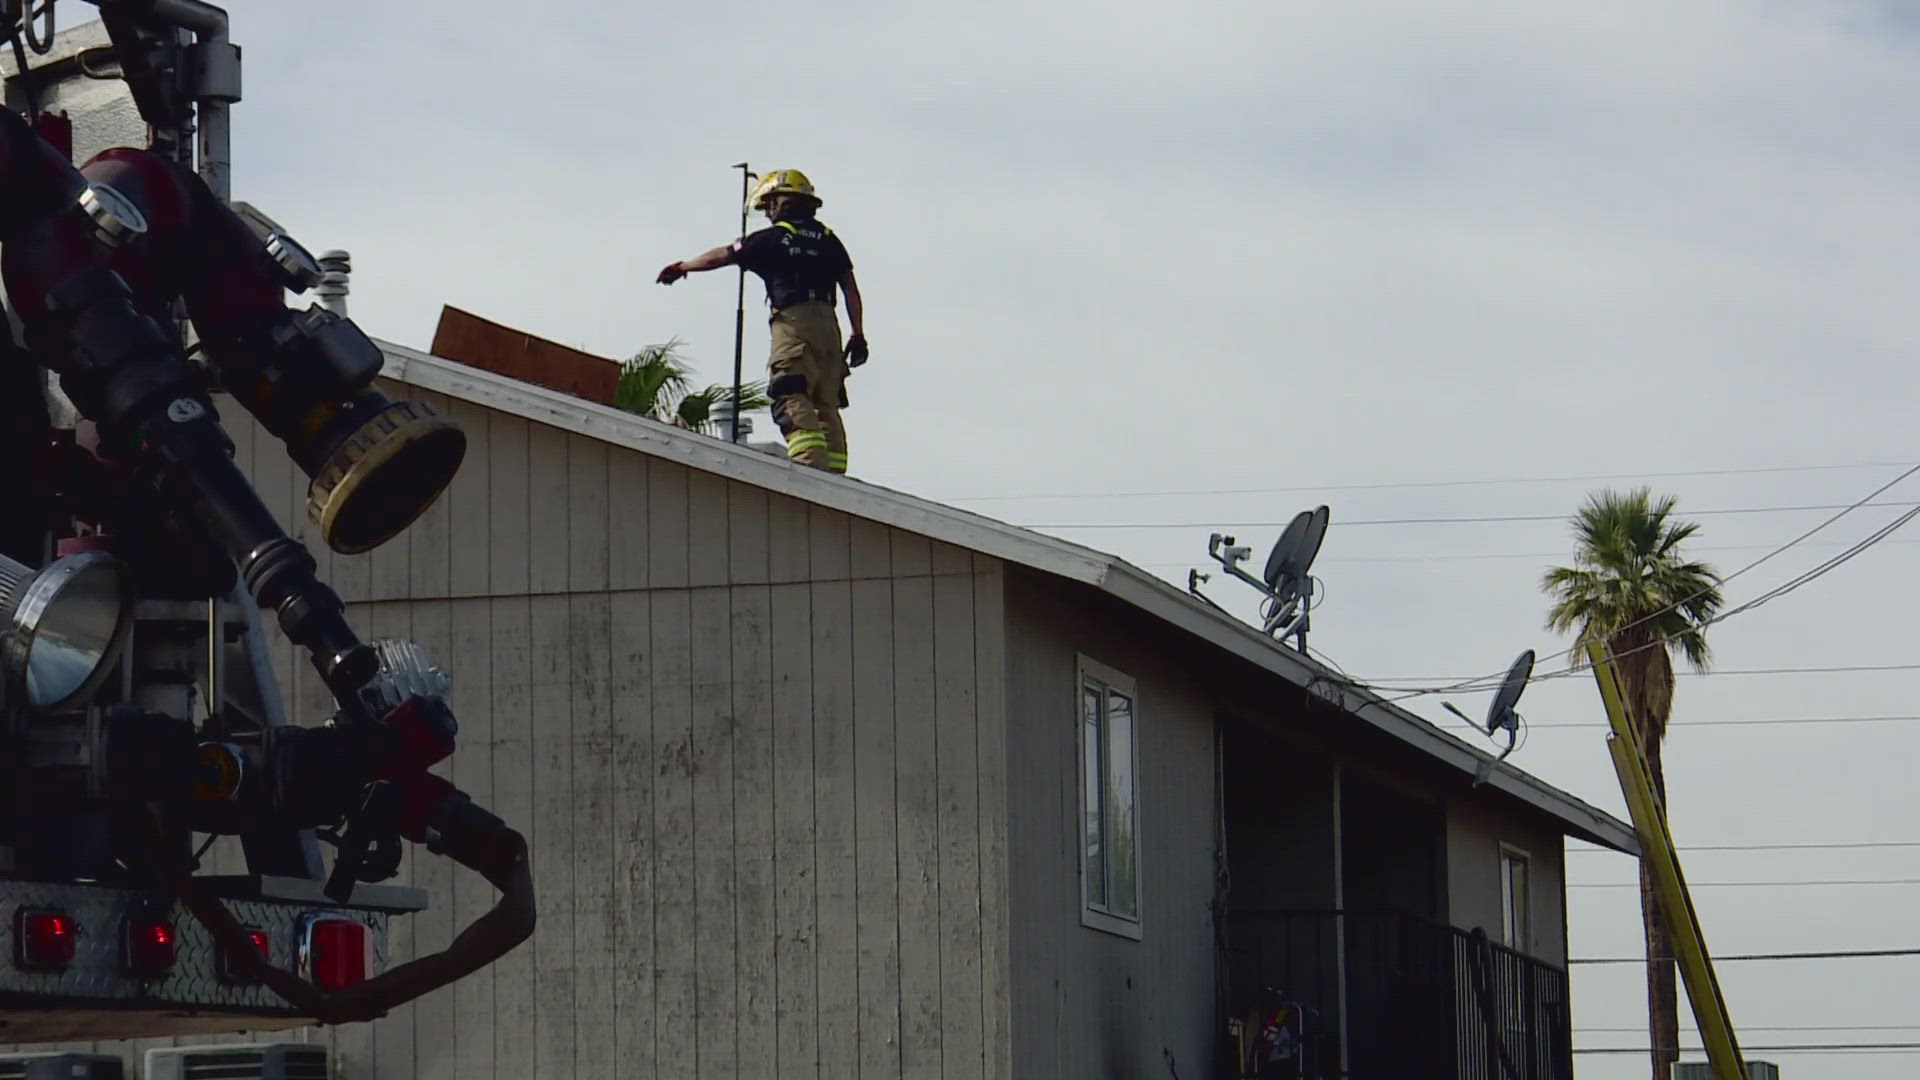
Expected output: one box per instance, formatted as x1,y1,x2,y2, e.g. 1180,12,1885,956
65,381,1012,1079
1444,801,1568,967
1002,571,1219,1080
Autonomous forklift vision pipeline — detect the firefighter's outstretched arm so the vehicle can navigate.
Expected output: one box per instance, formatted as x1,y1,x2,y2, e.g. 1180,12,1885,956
656,244,734,285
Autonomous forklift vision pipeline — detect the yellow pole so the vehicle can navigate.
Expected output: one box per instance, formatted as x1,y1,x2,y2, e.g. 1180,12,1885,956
1587,640,1746,1079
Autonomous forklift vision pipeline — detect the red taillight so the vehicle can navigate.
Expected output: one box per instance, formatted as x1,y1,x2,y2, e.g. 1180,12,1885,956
220,927,271,984
303,918,369,990
123,915,176,977
15,909,77,971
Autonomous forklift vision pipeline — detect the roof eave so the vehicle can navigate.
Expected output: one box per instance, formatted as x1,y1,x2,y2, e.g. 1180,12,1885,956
379,341,1640,856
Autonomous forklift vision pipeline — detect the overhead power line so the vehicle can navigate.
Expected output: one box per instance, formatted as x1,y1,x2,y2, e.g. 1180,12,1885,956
1568,839,1920,853
1368,662,1920,683
1570,878,1920,889
1575,1043,1920,1055
1352,469,1920,700
949,459,1913,503
1578,1025,1920,1033
1025,499,1920,530
1572,947,1920,964
1142,535,1920,570
1529,714,1920,731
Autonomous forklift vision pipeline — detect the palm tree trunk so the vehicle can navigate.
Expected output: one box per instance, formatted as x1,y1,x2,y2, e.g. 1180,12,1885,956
1641,735,1679,1079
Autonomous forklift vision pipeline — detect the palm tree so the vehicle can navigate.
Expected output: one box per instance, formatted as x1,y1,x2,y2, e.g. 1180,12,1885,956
1541,488,1722,1080
614,339,771,437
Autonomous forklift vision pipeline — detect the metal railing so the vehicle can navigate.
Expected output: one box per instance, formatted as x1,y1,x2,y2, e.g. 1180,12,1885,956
1224,909,1572,1080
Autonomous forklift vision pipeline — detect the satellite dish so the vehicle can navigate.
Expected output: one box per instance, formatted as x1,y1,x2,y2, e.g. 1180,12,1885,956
1485,649,1535,735
1441,648,1536,788
1205,506,1333,652
1264,505,1330,599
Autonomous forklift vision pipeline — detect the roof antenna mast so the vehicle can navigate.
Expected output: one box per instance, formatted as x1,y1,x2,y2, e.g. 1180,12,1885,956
1202,505,1330,653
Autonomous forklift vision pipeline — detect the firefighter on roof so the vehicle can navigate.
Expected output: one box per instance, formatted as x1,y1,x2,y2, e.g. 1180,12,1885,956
657,169,867,474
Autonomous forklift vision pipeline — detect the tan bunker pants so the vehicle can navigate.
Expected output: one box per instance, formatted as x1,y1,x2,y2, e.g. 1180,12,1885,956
767,301,848,474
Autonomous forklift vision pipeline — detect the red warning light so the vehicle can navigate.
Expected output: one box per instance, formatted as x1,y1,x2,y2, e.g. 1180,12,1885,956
15,909,77,971
220,927,272,984
123,915,176,977
303,918,369,990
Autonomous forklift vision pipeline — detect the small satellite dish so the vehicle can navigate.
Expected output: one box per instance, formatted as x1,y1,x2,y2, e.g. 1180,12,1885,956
1204,506,1333,652
1442,649,1536,787
1264,505,1330,599
1485,649,1535,736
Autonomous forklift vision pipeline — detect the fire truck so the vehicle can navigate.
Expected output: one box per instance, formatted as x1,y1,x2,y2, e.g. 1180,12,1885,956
0,0,532,1048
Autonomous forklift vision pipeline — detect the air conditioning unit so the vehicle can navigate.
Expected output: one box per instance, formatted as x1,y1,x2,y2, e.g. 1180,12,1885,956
0,1053,125,1080
1673,1062,1780,1080
144,1044,327,1080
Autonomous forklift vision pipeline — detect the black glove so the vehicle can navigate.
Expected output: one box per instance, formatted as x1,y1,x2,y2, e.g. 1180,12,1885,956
845,334,869,368
656,262,687,285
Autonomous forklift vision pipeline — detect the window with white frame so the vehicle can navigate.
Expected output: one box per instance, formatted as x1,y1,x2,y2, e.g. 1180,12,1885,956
1078,657,1141,938
1499,845,1530,952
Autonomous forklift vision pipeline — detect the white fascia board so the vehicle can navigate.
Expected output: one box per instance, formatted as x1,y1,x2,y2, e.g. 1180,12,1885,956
376,341,1113,586
383,340,1637,855
1097,563,1641,855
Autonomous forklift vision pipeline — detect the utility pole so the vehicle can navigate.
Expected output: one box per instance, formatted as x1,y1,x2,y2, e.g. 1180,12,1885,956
729,162,754,444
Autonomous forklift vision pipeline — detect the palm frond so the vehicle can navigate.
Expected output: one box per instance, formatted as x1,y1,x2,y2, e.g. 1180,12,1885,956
613,339,694,419
1542,486,1723,675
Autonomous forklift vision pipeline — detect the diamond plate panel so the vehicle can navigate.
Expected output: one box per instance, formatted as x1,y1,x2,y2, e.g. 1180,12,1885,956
0,880,390,1011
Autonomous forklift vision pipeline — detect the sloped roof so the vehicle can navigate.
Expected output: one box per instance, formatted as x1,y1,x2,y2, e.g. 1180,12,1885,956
377,338,1638,854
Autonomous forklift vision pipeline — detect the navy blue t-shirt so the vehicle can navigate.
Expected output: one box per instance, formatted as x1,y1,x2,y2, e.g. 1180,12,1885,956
728,219,852,312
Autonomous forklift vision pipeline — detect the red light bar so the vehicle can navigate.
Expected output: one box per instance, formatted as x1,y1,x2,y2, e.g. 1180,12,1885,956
15,909,77,971
219,927,271,984
122,914,176,977
302,917,369,990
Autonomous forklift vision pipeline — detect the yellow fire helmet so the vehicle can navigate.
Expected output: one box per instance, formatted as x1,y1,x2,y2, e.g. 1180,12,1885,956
748,168,821,211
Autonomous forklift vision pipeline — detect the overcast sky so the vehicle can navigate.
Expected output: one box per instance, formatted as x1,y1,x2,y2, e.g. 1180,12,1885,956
78,1,1920,1073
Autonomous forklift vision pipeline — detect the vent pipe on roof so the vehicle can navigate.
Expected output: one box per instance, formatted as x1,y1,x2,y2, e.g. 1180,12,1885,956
710,397,751,442
314,249,350,315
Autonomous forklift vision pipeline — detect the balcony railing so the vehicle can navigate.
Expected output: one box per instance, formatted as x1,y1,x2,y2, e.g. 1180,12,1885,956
1223,909,1573,1080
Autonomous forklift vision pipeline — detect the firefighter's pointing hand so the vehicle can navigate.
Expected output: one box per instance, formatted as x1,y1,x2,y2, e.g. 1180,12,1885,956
656,262,687,285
